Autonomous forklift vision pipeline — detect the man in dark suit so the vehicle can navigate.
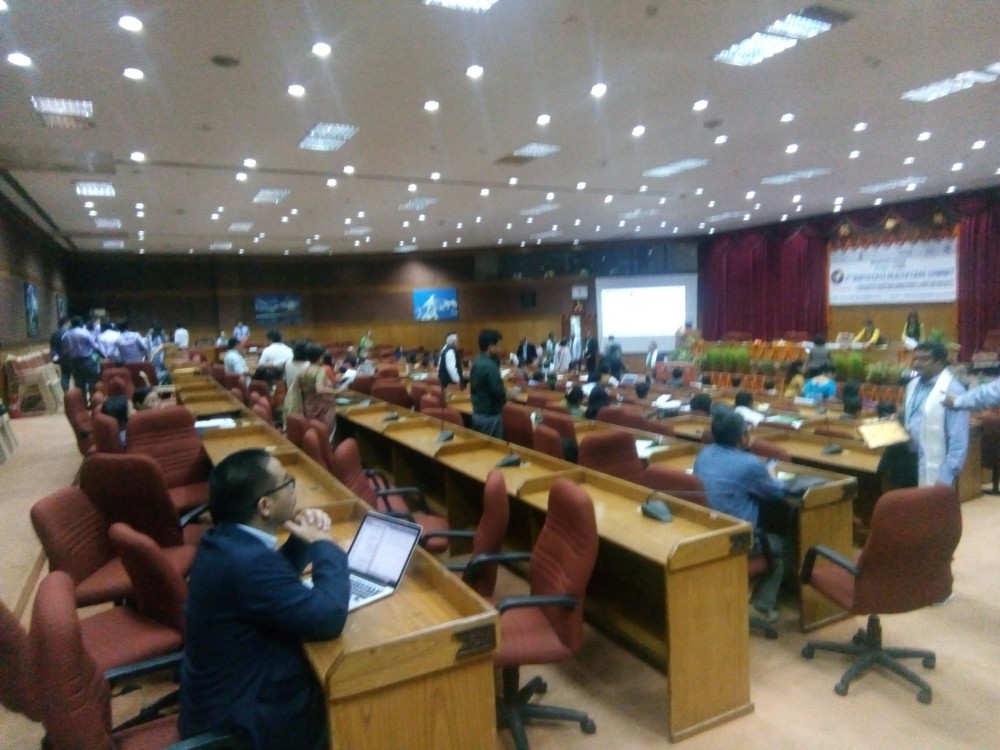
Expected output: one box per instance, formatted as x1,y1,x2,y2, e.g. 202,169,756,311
180,449,350,750
583,330,599,374
517,336,537,366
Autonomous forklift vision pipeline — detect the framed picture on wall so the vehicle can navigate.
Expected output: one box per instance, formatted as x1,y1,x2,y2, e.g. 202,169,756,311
413,288,458,321
254,294,303,325
24,282,40,338
55,293,68,322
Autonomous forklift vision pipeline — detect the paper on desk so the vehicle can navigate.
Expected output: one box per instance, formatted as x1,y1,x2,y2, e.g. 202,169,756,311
194,417,238,433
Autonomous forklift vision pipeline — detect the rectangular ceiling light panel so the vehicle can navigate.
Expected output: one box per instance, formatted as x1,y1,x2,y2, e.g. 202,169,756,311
715,5,851,67
31,96,95,129
252,188,290,203
298,122,359,152
75,181,115,197
512,143,561,158
423,0,499,12
643,159,707,178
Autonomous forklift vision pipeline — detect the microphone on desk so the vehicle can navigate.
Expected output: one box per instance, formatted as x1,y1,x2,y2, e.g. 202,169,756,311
383,410,400,422
437,390,454,443
495,428,522,468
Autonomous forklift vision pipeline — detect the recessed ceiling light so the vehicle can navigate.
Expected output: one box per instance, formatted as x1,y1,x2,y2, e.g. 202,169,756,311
590,83,607,98
781,214,788,221
130,151,145,162
430,172,441,180
136,210,144,218
138,248,145,254
792,194,801,203
326,178,338,187
0,2,8,11
951,162,963,171
639,185,648,192
189,249,194,254
618,220,626,228
903,156,915,165
643,159,708,178
527,217,534,224
285,249,291,255
476,216,481,223
7,52,32,67
210,242,233,251
698,222,706,229
632,125,645,137
344,218,352,225
695,188,704,195
536,113,551,126
785,144,798,154
299,122,358,151
281,216,289,223
418,215,426,222
95,218,122,229
312,42,332,57
424,100,439,112
708,200,716,208
424,0,499,12
746,191,755,200
88,210,97,216
243,158,257,168
849,150,860,159
508,177,518,186
693,99,709,111
754,203,761,210
595,225,601,232
103,240,125,249
123,67,144,80
714,135,728,145
906,183,917,191
118,15,142,31
947,185,957,193
917,132,931,141
84,201,94,208
480,188,490,196
236,172,247,181
796,205,803,212
287,84,305,97
408,184,417,192
902,63,1000,103
252,188,290,204
574,219,581,226
216,206,224,213
546,192,555,201
211,213,219,220
604,195,613,204
228,222,253,232
466,64,484,79
357,211,364,218
743,214,751,221
780,113,795,123
238,249,244,255
834,197,843,205
576,182,586,190
853,122,867,132
659,197,666,205
75,181,115,197
343,165,355,174
860,177,925,193
972,140,986,150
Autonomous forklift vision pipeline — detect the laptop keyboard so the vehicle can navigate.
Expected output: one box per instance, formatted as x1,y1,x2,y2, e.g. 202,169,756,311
350,576,382,601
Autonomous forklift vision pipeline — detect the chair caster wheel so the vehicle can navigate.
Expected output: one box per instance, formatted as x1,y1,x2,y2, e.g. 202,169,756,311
917,688,932,704
801,645,814,659
923,655,935,669
851,629,866,646
834,682,849,697
581,718,597,734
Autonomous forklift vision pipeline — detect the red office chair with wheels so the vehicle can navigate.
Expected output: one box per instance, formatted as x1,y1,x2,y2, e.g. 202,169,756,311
577,430,645,484
494,479,598,750
749,437,792,462
351,374,375,395
800,485,962,703
532,423,565,460
31,571,239,750
501,403,535,450
90,408,124,453
371,380,413,409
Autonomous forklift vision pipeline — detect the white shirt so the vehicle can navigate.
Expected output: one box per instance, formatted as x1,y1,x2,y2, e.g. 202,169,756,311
646,349,659,369
441,347,460,384
735,404,765,427
174,327,189,348
223,349,247,375
258,342,294,368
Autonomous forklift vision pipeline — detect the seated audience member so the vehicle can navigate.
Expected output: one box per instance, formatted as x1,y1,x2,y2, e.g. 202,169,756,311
101,395,132,447
689,392,713,416
733,390,765,427
584,385,612,420
876,400,897,418
693,411,788,623
223,338,248,377
337,355,359,388
841,379,861,401
180,449,349,750
783,361,805,397
528,369,546,385
901,311,923,351
132,386,163,411
802,364,837,402
841,394,863,419
635,380,651,400
321,353,337,384
667,367,686,388
805,335,833,373
588,362,612,385
564,386,585,417
763,379,778,396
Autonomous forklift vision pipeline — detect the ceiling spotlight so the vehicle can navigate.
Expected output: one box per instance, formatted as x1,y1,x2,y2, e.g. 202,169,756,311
536,114,551,126
715,135,728,145
130,151,145,162
118,15,143,32
546,192,555,201
287,84,305,97
632,125,646,137
604,195,613,203
576,182,586,190
508,177,518,185
123,67,144,80
7,52,32,67
590,83,607,98
408,184,417,192
466,64,484,79
780,113,795,123
424,100,440,112
312,42,332,57
693,99,708,111
343,165,355,174
236,172,247,181
430,171,441,180
849,150,860,159
326,178,338,187
917,132,931,141
243,158,257,168
785,143,798,153
972,140,986,150
853,122,867,132
480,188,490,196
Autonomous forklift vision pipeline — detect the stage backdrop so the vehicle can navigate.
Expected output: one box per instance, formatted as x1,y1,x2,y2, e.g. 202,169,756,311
828,236,957,306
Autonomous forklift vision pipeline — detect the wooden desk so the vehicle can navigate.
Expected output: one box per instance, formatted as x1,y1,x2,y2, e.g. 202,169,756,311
201,422,295,464
306,501,499,750
338,407,755,741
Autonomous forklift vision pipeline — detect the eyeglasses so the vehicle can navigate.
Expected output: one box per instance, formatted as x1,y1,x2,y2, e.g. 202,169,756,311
262,475,296,497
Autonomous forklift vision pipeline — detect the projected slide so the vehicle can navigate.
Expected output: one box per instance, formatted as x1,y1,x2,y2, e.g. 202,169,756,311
595,274,697,354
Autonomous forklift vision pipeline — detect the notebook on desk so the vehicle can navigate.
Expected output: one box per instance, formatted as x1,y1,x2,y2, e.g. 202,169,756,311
346,512,423,611
783,474,829,497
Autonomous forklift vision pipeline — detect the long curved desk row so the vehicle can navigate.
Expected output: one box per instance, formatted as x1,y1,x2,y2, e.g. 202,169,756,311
171,374,500,750
338,396,857,741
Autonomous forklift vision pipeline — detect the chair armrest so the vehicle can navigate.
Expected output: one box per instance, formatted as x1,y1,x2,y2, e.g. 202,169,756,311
495,594,578,614
104,650,183,686
179,503,210,527
462,550,532,583
800,544,858,584
421,529,474,542
166,732,246,749
363,467,392,489
374,486,431,513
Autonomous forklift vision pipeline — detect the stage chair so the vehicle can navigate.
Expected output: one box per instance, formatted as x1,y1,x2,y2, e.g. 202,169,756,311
493,479,598,749
501,403,535,449
31,571,239,750
126,406,212,515
800,485,962,703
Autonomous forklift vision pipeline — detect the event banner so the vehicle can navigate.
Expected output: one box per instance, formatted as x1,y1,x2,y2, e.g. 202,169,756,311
828,236,957,306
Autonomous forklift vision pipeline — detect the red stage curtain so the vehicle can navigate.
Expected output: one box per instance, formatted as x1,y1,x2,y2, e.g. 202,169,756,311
956,194,1000,358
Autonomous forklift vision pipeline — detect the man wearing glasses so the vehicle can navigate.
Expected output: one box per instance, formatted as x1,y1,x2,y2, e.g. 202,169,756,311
180,449,350,750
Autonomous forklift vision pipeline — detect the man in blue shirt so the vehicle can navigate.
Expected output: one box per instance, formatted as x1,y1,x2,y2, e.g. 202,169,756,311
694,410,788,623
60,315,100,400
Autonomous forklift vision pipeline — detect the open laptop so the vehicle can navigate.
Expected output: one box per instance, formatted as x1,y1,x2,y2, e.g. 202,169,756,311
618,373,639,387
346,512,423,611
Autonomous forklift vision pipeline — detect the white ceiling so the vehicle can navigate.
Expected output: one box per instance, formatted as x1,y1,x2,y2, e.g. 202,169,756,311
1,0,998,258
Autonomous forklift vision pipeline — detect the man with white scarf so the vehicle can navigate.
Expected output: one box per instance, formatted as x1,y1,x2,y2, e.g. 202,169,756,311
904,342,969,487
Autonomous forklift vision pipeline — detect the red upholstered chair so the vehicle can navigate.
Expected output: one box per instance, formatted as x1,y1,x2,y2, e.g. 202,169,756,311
493,479,598,748
107,376,131,398
251,399,274,426
537,410,575,443
577,430,645,484
351,374,375,395
63,387,94,455
209,363,226,385
329,438,450,552
285,412,309,448
412,383,443,411
501,403,535,449
749,437,792,462
125,406,212,515
248,379,270,400
800,485,962,703
641,465,707,505
376,366,400,380
124,361,158,388
31,487,133,606
524,393,552,409
980,412,1000,495
0,598,43,721
421,406,464,427
101,367,135,399
419,392,445,411
532,423,565,460
224,374,249,404
90,408,124,453
371,380,413,409
595,405,628,426
301,428,331,473
31,571,237,750
540,401,568,414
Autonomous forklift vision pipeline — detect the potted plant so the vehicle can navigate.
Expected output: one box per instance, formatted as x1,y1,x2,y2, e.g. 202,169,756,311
865,362,888,385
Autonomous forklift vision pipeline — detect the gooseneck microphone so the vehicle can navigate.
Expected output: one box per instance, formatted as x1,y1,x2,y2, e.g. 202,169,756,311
437,388,454,442
495,418,522,467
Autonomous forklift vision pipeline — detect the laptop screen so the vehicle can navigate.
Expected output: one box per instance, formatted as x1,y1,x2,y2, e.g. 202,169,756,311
347,513,422,587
